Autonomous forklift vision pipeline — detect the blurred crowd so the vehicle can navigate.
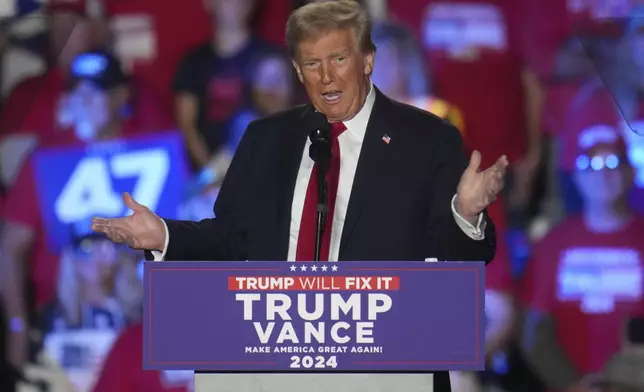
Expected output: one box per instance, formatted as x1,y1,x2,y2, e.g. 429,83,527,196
0,0,643,391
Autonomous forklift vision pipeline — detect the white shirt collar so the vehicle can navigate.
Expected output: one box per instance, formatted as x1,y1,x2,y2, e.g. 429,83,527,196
342,82,375,140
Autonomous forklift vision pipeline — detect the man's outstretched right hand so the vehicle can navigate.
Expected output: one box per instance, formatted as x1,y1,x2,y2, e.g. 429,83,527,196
91,192,166,251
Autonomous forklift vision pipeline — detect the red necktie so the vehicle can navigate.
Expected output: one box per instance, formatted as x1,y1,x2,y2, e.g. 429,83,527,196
295,122,347,261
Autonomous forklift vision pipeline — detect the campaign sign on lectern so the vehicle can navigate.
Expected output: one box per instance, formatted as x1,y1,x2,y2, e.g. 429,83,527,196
143,261,485,372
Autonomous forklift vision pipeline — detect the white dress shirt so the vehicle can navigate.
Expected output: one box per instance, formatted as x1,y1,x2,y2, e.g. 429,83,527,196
152,83,485,261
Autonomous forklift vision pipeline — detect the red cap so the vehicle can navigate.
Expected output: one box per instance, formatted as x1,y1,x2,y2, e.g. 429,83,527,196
561,87,625,170
576,123,628,158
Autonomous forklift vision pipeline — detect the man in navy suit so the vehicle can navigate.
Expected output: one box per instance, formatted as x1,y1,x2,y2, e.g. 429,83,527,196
92,1,508,391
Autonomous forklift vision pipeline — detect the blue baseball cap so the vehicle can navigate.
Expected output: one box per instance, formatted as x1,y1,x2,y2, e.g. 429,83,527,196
69,50,129,91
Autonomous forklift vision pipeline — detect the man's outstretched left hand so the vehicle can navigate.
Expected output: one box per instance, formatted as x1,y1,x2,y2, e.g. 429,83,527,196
455,151,509,224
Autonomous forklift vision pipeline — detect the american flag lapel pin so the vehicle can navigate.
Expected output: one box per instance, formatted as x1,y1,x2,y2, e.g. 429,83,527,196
382,134,391,144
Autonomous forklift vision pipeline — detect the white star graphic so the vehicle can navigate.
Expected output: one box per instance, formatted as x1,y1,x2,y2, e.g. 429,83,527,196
331,265,338,272
300,265,307,271
321,265,328,272
289,265,297,272
311,265,318,271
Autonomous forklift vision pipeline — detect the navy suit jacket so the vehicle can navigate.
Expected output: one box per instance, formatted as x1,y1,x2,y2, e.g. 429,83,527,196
153,89,497,391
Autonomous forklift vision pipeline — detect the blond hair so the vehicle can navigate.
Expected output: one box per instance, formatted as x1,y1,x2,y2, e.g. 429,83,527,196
57,245,142,326
285,0,376,60
371,20,430,97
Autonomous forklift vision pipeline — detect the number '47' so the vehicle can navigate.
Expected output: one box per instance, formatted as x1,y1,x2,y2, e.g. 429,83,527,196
54,149,170,223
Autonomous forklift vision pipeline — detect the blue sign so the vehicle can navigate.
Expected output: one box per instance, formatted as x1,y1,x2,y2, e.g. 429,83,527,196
143,261,486,372
32,131,188,251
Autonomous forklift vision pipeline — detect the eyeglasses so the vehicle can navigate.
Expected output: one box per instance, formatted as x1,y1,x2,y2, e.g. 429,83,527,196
575,154,623,171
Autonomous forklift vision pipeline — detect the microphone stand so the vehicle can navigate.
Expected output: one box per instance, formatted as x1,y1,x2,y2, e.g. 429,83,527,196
308,116,331,262
314,162,329,262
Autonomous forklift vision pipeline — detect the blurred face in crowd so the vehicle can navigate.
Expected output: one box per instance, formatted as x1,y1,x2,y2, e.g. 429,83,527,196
74,239,118,289
64,81,130,141
252,55,293,114
293,28,374,122
50,12,91,68
66,81,110,140
573,146,634,205
208,0,255,27
371,41,406,99
113,257,144,322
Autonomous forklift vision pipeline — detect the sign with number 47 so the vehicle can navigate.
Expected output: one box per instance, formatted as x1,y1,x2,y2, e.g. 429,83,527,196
33,131,187,251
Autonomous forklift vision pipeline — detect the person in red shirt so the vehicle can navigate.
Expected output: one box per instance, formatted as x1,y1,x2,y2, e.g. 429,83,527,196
557,84,621,215
0,50,165,378
0,0,97,189
521,2,638,222
92,322,193,392
0,0,98,129
555,31,644,216
369,20,466,137
104,0,210,112
105,0,289,112
389,0,542,211
520,124,644,392
564,75,644,217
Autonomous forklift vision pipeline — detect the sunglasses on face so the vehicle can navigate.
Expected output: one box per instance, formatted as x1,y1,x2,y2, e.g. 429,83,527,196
576,154,623,171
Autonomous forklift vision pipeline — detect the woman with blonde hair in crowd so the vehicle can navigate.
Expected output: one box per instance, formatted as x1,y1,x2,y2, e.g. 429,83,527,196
369,20,465,136
29,220,143,392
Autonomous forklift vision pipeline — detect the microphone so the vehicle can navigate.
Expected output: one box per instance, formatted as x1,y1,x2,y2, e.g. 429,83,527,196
307,111,332,165
306,110,331,261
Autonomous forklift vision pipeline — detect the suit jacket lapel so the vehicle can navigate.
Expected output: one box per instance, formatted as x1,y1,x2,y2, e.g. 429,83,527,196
339,90,396,256
274,105,311,259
